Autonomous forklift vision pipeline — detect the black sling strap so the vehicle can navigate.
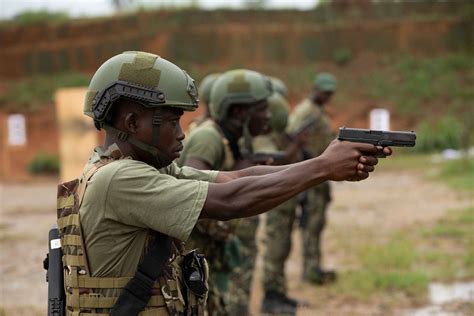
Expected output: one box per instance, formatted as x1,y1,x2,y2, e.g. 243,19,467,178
110,232,173,316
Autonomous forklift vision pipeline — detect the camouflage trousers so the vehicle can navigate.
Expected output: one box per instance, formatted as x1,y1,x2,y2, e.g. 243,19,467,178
228,215,260,316
301,182,331,276
262,198,297,295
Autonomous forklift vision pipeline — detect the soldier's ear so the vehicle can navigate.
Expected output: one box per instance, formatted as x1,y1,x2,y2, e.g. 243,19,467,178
230,104,248,122
124,112,138,134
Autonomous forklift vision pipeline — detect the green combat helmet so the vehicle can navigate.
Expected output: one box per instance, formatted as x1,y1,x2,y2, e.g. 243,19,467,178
83,51,199,167
314,73,337,92
199,73,220,105
267,93,289,133
209,69,272,122
269,76,289,98
209,69,273,153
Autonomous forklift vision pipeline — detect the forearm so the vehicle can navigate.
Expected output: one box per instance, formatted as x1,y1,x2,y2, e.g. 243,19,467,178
203,158,328,220
216,164,292,182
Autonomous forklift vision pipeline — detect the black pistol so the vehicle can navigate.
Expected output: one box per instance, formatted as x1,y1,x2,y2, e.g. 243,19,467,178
338,127,416,157
44,224,65,316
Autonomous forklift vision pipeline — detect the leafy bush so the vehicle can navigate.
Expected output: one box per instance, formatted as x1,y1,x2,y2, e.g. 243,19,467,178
333,48,352,65
415,116,464,152
27,152,60,175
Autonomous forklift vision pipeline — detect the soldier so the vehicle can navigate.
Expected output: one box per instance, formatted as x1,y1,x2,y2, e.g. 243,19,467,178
255,90,309,315
57,51,389,316
188,72,220,132
179,69,272,315
287,72,338,285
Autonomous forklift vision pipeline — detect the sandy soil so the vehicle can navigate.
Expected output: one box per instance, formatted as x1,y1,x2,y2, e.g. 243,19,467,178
0,169,471,315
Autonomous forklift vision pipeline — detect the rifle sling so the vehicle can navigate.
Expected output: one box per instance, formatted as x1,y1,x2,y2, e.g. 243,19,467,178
109,232,172,316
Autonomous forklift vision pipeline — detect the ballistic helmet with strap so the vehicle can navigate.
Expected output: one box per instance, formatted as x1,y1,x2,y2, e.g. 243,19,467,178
84,51,199,168
269,76,289,98
268,93,290,133
209,69,272,123
209,69,273,153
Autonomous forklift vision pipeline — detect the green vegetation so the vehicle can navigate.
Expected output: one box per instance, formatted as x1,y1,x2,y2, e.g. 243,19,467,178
11,10,69,25
380,152,473,194
27,152,60,175
416,116,465,152
331,153,473,301
333,48,353,65
334,238,429,300
419,206,474,280
0,72,89,112
333,206,473,300
438,158,474,193
363,53,474,117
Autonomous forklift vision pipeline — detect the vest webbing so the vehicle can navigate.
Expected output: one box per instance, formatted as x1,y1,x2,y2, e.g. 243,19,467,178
57,157,202,315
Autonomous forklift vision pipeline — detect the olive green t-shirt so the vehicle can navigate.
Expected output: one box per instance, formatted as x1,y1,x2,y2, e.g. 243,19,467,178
80,144,218,277
178,120,228,170
287,98,334,157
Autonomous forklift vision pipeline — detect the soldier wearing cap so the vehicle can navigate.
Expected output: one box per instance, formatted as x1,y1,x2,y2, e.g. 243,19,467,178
57,52,388,316
287,72,338,285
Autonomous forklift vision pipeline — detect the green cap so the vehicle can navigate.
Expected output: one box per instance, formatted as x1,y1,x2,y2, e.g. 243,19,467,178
314,73,337,92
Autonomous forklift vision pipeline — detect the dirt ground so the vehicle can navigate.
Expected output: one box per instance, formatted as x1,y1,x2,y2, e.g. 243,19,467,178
0,169,471,315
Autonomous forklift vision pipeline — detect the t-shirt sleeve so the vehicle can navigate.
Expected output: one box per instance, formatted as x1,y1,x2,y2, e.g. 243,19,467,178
182,128,223,170
104,160,209,241
253,135,278,153
165,162,219,182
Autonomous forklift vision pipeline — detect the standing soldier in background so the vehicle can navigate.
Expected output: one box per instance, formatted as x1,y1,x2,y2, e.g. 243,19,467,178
287,73,338,285
255,88,309,315
187,72,220,132
178,69,272,315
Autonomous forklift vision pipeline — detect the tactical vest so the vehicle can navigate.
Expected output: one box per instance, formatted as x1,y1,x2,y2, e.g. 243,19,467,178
57,157,207,316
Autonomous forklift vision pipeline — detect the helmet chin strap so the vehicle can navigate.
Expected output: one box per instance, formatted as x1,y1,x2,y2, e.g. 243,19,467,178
102,108,172,169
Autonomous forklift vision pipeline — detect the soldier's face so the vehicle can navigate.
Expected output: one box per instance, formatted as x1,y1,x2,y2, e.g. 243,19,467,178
313,89,333,105
139,107,186,162
248,101,271,136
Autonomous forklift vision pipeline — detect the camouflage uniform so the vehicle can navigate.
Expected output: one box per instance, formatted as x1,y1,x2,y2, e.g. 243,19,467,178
287,96,334,282
179,69,272,315
179,119,240,316
254,132,298,296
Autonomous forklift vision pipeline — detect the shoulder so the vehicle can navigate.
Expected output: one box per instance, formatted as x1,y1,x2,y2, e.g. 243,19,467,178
187,124,223,146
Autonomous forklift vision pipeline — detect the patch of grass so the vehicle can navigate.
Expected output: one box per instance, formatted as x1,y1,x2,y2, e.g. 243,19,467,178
417,207,474,280
335,270,429,300
437,158,474,193
333,237,429,300
360,238,417,270
380,153,473,194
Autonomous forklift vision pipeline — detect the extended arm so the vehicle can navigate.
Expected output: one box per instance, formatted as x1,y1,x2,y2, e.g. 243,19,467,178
201,140,390,220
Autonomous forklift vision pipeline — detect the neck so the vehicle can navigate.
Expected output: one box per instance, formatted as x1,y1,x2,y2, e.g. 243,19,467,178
104,134,136,159
218,121,243,160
